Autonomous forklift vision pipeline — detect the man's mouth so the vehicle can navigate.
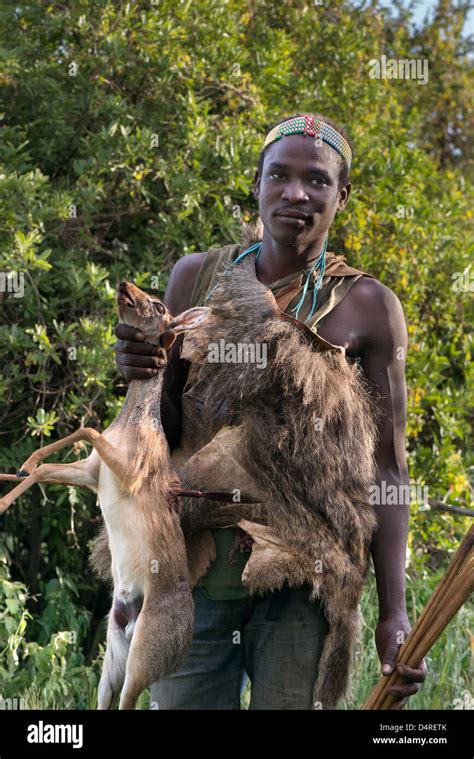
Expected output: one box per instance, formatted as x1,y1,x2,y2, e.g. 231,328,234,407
275,209,312,225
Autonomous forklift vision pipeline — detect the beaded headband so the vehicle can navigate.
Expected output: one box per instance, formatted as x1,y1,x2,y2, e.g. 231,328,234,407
263,114,352,170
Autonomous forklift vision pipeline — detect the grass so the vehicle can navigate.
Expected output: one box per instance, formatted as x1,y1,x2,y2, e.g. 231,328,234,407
239,569,472,710
349,569,473,710
4,568,472,710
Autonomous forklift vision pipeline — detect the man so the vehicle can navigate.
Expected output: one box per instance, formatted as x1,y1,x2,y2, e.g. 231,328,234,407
114,113,427,710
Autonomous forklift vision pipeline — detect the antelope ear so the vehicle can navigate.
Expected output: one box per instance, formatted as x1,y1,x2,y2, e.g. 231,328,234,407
160,330,177,351
168,307,211,333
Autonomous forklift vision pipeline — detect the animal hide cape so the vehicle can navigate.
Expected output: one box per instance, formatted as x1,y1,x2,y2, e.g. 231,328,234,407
174,250,381,710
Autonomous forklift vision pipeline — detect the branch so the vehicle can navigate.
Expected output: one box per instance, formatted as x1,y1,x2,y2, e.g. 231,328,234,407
427,497,474,517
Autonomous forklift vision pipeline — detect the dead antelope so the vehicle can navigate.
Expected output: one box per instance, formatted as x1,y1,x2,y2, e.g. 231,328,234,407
0,282,211,709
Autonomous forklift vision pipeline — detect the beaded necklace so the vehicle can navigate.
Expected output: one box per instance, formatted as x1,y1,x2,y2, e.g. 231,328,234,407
204,236,328,323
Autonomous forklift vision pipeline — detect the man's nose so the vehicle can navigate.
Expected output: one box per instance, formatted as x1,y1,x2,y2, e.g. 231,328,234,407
281,180,309,202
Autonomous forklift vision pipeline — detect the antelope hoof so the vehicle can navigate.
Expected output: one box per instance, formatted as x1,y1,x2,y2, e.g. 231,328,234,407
16,469,30,477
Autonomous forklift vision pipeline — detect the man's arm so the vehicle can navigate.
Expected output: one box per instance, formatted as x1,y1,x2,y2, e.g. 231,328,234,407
353,277,427,709
358,278,410,620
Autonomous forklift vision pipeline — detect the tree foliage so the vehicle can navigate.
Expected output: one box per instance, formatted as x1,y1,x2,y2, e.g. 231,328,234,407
0,0,472,707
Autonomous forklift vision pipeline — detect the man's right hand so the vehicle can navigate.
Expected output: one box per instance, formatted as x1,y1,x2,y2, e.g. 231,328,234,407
114,324,167,382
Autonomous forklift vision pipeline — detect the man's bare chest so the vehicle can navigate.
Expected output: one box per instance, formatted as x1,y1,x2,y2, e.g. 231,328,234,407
315,287,366,358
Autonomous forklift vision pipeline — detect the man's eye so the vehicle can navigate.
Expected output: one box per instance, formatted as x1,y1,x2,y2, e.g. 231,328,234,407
153,301,165,314
270,172,326,186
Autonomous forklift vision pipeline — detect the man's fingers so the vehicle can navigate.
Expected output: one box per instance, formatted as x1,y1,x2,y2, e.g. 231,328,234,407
389,697,408,711
381,650,400,675
115,339,161,357
396,662,427,683
114,324,145,341
120,366,160,381
387,682,419,699
115,351,166,368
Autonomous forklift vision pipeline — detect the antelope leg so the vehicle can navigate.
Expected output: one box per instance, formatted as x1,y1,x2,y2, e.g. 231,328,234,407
17,429,102,475
0,459,98,514
18,427,133,489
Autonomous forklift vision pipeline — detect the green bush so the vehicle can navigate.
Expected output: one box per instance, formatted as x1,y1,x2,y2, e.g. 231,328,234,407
0,0,472,708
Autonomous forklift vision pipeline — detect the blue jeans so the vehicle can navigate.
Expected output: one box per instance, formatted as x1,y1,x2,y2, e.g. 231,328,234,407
149,582,329,710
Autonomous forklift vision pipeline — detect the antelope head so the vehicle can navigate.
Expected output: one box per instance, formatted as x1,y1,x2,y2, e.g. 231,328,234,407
117,281,211,351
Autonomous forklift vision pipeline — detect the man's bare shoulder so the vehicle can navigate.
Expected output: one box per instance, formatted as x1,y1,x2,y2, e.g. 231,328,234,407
346,276,407,351
349,276,406,319
169,251,207,286
165,251,207,314
350,275,400,304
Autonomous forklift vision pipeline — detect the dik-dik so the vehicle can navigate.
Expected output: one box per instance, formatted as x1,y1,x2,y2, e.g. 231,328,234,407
0,282,210,709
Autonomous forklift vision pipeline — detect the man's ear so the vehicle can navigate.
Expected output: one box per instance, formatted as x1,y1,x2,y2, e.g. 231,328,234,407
168,306,211,334
253,170,260,201
336,182,352,212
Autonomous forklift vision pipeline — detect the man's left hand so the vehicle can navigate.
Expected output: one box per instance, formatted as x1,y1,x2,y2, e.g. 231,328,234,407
375,613,427,710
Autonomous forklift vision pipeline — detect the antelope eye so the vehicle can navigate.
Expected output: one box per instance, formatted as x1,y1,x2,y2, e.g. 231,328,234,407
153,301,165,315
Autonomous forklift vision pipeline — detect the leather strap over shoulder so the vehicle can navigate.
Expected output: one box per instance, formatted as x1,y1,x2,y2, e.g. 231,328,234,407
186,241,375,335
188,245,239,309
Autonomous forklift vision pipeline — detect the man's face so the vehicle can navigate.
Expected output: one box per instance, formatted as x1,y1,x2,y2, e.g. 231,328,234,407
253,134,351,253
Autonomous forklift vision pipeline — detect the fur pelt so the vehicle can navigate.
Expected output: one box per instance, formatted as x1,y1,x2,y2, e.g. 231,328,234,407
178,251,381,709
